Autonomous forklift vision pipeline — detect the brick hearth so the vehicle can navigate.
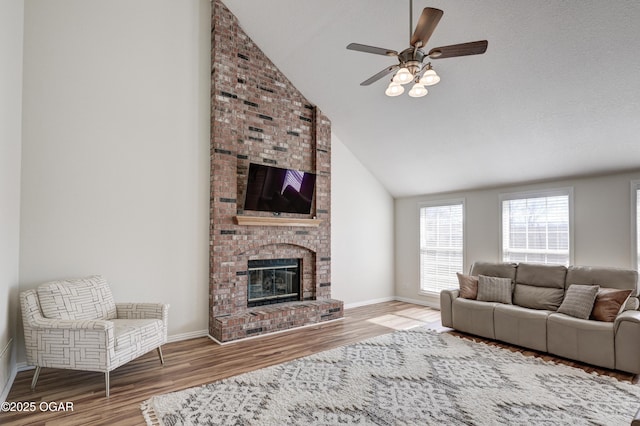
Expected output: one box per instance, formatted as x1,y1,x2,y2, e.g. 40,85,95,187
209,0,343,342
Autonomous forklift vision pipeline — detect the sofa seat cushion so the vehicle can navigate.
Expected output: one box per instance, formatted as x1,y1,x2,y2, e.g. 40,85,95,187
37,275,117,321
113,319,164,350
494,304,552,352
547,313,615,369
452,298,498,339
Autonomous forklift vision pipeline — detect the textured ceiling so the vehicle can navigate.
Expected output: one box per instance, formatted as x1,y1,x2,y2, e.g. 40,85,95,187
223,0,640,197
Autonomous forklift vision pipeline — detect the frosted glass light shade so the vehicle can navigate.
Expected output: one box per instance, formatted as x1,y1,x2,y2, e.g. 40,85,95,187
408,83,428,98
392,67,413,85
385,81,404,97
419,69,440,86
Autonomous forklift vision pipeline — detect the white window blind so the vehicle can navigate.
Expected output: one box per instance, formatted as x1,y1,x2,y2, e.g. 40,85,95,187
420,202,464,294
501,191,571,266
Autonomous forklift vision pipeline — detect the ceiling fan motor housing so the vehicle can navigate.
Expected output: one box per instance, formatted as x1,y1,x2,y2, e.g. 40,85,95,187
398,48,426,76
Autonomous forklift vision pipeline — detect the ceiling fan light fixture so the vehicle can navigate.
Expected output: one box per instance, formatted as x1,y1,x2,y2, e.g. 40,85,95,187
408,83,428,98
385,81,404,97
419,65,440,86
392,67,414,85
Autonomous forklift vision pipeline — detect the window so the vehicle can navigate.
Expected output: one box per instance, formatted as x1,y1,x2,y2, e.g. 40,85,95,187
633,181,640,271
419,200,464,294
500,189,573,266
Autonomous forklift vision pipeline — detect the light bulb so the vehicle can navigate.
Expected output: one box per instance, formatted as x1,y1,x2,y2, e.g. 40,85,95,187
408,83,428,98
419,68,440,86
385,81,404,97
392,67,413,85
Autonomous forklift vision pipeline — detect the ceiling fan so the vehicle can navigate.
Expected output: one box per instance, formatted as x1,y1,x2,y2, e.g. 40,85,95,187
346,1,488,97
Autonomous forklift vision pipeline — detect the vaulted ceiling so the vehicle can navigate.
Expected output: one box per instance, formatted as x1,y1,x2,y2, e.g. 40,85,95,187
223,1,640,197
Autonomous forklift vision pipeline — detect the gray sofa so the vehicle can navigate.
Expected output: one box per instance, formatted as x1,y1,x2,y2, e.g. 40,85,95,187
440,261,640,373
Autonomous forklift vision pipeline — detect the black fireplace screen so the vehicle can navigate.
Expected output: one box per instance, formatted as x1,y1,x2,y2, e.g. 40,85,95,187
247,258,300,307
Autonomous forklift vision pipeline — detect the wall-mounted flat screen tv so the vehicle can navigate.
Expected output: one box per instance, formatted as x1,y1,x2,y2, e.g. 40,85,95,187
243,163,316,215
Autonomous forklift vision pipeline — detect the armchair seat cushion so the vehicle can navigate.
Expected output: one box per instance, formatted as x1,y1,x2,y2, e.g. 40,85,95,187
37,275,117,320
113,319,164,350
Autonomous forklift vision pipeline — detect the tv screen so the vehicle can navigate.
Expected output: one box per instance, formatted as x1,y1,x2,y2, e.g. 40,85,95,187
243,163,316,215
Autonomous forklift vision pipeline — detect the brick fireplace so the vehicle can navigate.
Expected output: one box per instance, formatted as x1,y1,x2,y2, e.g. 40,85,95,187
209,0,343,343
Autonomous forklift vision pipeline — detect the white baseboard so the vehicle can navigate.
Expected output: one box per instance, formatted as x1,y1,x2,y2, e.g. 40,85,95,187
394,296,440,309
343,296,395,310
0,364,17,404
16,362,33,372
167,329,209,343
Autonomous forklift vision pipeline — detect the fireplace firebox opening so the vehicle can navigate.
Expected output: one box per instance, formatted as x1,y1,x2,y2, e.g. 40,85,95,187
247,258,301,307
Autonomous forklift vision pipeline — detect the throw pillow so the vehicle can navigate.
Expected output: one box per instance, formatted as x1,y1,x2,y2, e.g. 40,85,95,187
623,296,640,311
590,288,633,322
557,284,600,319
457,273,478,299
476,275,513,304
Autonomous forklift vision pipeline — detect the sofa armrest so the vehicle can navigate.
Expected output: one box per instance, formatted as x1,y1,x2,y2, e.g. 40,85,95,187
440,289,459,328
614,310,640,374
614,310,640,332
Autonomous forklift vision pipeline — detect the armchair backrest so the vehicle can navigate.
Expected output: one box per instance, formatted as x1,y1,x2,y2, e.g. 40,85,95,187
36,275,117,320
20,289,44,327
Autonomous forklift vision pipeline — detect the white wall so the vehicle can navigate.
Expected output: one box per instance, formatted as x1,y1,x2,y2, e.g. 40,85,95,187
395,170,640,306
0,0,24,400
331,132,395,307
19,0,212,358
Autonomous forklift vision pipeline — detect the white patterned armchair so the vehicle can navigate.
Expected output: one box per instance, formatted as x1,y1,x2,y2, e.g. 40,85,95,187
20,275,169,397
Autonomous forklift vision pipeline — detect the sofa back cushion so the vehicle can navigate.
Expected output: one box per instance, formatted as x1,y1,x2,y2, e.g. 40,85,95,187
566,266,638,311
513,263,567,310
470,262,517,281
37,275,117,321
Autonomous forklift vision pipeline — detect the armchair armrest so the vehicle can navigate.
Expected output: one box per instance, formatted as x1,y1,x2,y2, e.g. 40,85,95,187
116,303,169,321
22,317,116,370
27,316,113,331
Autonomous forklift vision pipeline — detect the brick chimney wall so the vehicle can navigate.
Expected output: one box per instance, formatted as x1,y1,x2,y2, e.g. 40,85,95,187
209,0,343,342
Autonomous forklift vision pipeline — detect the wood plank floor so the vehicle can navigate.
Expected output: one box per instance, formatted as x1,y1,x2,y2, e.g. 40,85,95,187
1,301,637,425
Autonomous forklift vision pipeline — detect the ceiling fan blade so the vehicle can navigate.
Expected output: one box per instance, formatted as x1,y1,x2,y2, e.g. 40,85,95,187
360,65,399,86
410,7,443,47
347,43,398,57
428,40,488,59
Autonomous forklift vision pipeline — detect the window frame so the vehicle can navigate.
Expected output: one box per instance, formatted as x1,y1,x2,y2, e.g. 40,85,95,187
418,198,466,297
632,180,640,271
499,187,574,266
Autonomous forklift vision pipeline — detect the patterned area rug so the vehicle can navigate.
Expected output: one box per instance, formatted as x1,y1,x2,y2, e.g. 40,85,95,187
141,328,640,425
